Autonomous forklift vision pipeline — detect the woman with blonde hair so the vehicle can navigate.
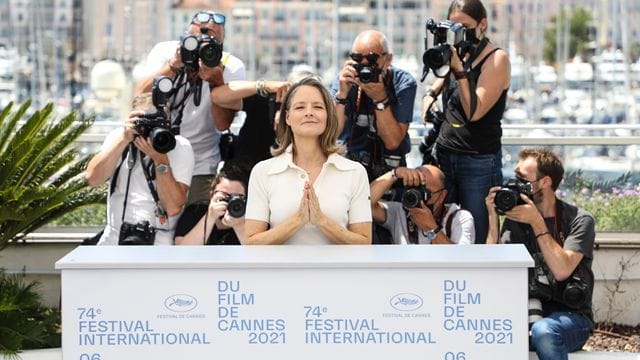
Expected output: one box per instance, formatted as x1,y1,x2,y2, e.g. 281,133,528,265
244,76,372,245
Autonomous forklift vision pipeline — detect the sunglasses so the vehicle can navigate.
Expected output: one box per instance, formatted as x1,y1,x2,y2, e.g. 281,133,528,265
192,12,226,25
349,52,386,64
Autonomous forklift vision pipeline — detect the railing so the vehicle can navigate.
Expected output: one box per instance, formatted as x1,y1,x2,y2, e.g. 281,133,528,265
81,122,640,145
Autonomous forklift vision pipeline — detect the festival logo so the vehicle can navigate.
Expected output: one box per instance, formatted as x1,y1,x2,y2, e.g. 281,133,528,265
164,294,198,312
390,293,424,311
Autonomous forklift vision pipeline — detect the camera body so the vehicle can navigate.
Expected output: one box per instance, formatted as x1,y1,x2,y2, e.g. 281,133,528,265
494,178,534,214
119,221,156,245
224,194,246,218
559,275,589,309
134,76,176,154
422,18,473,77
180,32,223,69
351,63,381,83
401,186,431,208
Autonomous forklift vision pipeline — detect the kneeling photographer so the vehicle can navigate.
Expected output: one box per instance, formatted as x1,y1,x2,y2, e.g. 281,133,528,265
86,82,195,246
370,165,474,245
485,148,595,360
174,162,248,245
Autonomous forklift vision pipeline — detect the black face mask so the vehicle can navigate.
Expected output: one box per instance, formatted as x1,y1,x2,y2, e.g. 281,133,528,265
465,27,481,45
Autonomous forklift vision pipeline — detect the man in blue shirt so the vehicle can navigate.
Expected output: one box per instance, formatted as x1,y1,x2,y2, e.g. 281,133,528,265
331,30,417,182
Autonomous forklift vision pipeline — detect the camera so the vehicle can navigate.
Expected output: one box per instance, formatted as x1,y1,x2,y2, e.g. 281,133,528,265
401,186,431,208
558,275,589,309
180,31,223,69
528,254,554,302
119,221,156,245
351,63,381,83
134,76,176,154
224,194,246,218
494,178,534,214
419,109,445,165
422,18,474,77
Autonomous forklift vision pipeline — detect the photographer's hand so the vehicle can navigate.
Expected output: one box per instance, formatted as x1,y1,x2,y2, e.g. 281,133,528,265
505,194,545,230
199,61,225,87
134,136,169,166
393,167,425,187
406,202,438,235
208,193,229,220
358,80,387,103
123,111,144,142
485,186,501,244
336,60,357,98
449,45,464,74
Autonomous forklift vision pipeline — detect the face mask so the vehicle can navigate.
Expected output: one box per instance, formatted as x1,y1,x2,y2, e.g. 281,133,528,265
465,27,481,45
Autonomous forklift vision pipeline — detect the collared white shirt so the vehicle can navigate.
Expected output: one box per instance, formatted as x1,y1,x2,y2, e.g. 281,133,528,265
246,146,371,245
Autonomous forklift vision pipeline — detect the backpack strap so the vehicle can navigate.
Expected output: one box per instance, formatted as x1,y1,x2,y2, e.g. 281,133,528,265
445,209,459,237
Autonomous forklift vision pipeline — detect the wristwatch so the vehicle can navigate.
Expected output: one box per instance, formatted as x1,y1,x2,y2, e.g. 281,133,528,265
156,163,171,174
425,225,443,241
375,99,389,111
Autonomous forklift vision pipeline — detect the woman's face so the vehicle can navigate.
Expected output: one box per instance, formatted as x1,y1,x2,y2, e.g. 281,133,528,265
211,178,245,202
449,11,486,41
285,85,328,139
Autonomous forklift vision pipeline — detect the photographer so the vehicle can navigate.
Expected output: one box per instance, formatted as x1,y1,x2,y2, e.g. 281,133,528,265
174,162,248,245
331,30,417,182
485,148,595,359
370,165,474,245
135,10,245,206
421,0,511,244
86,94,195,245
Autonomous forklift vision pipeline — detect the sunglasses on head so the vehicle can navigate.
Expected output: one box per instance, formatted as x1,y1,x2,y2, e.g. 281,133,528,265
192,12,226,25
349,52,386,64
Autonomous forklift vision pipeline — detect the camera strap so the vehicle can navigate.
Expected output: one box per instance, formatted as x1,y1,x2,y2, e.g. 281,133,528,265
406,213,419,244
169,71,200,133
119,144,136,223
348,69,400,174
140,153,169,224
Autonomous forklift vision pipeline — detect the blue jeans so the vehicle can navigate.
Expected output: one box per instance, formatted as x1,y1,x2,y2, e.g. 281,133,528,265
436,148,502,244
530,312,593,360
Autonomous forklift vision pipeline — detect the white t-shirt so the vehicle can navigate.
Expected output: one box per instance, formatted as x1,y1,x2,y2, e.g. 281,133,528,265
98,127,195,246
246,146,371,245
381,202,475,245
140,40,246,175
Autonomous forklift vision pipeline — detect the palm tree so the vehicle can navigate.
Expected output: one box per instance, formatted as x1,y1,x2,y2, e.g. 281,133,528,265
0,269,60,359
0,100,106,250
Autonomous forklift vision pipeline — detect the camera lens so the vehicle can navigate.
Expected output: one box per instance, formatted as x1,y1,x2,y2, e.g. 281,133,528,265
423,45,452,70
150,128,176,154
402,189,424,208
494,189,518,214
527,298,543,329
227,196,246,218
199,42,222,67
358,66,375,83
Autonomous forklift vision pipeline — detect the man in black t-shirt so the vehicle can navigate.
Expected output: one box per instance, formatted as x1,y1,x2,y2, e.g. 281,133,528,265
485,148,595,360
174,162,249,245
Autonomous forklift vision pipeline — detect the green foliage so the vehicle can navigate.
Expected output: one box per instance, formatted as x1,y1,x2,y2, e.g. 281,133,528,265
48,203,107,227
543,6,593,64
0,269,61,358
562,170,640,232
0,101,107,250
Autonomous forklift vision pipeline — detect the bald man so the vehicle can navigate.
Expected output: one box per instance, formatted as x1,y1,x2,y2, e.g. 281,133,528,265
331,30,417,182
370,165,475,245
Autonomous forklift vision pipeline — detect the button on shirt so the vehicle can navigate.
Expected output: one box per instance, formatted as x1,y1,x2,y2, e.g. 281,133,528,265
246,146,371,245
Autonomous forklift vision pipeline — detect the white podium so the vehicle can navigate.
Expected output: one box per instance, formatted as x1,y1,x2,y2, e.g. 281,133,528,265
56,244,533,360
